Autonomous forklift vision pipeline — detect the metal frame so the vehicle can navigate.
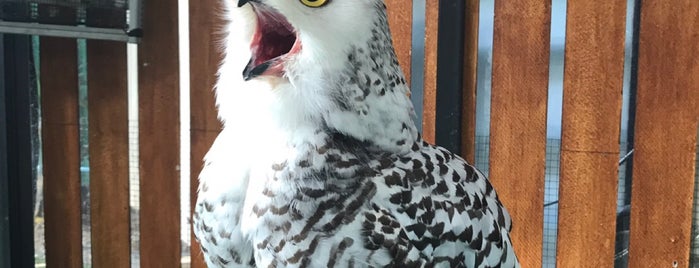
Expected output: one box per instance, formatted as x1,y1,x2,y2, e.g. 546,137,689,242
128,0,141,36
0,21,140,42
0,0,142,43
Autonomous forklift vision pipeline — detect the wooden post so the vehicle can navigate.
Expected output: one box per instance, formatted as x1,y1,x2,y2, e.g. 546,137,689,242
555,1,627,266
189,0,224,266
422,0,438,143
87,40,131,267
41,37,83,268
385,0,412,86
628,2,699,267
489,1,551,266
138,0,181,264
461,0,479,163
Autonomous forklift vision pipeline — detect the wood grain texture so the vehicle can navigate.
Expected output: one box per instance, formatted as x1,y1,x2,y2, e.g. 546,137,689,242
40,37,83,268
555,1,627,266
460,0,479,163
489,1,551,267
422,0,438,143
189,0,225,266
138,0,181,264
628,2,699,267
87,40,131,268
385,0,412,86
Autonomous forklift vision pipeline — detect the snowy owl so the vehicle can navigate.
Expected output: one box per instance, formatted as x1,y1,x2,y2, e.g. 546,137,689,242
192,0,520,267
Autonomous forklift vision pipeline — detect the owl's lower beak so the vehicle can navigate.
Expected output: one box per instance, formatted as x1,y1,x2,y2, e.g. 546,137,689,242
243,58,272,81
237,0,250,7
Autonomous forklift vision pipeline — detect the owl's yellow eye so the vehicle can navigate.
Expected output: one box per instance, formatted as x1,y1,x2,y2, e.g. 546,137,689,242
299,0,328,8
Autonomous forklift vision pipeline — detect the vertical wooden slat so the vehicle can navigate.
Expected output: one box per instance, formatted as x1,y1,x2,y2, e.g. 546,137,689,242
190,130,218,268
138,0,181,264
555,1,627,266
189,0,224,267
489,1,550,267
385,0,412,86
460,0,479,163
628,2,699,267
422,0,438,143
87,40,130,267
40,37,82,268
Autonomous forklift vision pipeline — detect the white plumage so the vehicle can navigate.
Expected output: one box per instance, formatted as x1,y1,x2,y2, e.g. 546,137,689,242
193,0,520,267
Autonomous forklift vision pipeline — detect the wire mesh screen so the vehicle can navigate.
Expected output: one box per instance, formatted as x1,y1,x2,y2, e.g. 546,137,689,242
615,142,631,267
129,119,140,267
543,140,561,267
474,135,490,176
689,139,699,265
0,0,128,28
474,136,562,267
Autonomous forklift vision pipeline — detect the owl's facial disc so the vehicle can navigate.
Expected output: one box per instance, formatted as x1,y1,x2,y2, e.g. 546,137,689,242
242,2,301,81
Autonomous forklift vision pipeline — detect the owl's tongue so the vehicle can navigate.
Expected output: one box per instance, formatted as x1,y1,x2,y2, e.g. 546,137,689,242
243,5,299,81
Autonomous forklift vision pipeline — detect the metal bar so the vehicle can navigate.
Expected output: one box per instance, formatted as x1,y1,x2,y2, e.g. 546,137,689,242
614,2,641,267
0,21,138,43
543,201,558,208
0,33,10,268
409,0,425,133
622,0,641,207
434,0,465,153
127,0,143,36
3,33,36,268
619,149,634,166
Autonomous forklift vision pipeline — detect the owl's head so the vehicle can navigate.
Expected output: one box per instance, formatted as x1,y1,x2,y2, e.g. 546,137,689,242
216,0,415,153
229,0,387,81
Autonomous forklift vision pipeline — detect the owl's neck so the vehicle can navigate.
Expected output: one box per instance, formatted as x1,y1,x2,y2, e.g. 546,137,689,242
319,41,418,154
290,8,417,154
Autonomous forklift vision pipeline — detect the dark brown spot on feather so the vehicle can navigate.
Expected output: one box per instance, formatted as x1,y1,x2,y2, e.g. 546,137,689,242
219,229,232,239
204,201,214,212
272,161,287,171
298,159,311,167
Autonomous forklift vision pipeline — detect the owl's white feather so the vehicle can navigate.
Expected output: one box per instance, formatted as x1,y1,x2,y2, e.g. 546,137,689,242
193,1,520,267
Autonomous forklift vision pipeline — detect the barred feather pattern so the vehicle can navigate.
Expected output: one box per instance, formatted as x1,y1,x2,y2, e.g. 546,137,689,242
193,1,519,267
194,130,519,267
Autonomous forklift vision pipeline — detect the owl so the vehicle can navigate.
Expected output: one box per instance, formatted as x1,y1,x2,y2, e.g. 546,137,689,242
192,0,520,267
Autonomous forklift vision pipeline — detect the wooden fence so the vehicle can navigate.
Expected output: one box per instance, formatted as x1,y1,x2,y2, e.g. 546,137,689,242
36,0,698,267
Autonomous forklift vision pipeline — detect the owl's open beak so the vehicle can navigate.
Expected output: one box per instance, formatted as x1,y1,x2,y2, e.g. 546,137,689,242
242,2,300,81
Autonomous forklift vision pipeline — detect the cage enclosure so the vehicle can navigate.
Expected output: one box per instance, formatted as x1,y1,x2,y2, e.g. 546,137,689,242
0,0,140,42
